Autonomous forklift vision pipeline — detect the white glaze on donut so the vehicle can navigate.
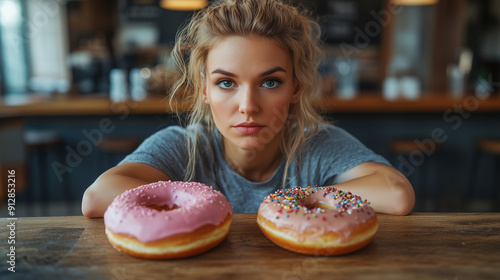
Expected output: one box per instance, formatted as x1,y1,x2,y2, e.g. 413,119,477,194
104,181,233,243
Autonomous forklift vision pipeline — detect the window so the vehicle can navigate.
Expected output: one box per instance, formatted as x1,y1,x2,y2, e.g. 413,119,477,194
0,0,29,95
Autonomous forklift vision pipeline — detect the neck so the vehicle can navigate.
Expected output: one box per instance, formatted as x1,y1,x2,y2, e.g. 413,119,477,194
223,138,283,182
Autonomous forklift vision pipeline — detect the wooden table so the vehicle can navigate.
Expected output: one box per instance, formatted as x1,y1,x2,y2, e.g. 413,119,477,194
1,213,499,280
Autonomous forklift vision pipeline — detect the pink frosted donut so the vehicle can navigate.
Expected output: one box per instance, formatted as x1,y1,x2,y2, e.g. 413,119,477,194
257,186,377,255
104,180,233,259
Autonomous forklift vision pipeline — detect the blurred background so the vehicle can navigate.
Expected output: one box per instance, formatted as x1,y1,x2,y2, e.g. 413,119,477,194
0,0,499,216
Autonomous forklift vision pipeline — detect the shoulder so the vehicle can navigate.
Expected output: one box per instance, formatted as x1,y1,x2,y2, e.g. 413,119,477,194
304,123,374,159
151,124,206,139
318,123,347,134
150,124,215,153
136,125,194,150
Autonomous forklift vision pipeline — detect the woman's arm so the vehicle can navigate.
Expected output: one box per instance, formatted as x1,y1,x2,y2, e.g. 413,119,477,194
81,162,170,218
332,162,415,215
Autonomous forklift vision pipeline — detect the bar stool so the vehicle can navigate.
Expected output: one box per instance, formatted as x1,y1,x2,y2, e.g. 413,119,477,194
388,138,441,211
467,139,500,211
24,130,71,215
97,138,142,169
0,119,27,207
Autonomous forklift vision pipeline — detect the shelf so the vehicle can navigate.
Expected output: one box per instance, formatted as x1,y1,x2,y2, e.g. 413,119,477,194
315,92,500,113
0,94,191,117
1,92,500,118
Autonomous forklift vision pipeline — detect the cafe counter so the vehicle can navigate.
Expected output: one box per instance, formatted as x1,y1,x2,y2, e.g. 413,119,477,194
1,92,500,117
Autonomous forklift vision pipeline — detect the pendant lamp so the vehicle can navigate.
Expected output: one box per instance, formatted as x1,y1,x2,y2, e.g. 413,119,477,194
391,0,439,5
160,0,208,11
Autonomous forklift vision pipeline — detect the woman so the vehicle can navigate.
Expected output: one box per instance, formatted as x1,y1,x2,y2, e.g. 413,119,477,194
82,0,414,217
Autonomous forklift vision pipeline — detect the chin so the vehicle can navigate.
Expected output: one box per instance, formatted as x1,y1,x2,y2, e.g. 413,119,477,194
237,142,267,151
223,132,278,153
231,138,270,151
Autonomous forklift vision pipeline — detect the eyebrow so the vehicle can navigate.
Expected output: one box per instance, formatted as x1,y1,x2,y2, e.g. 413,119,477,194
210,66,287,77
260,66,287,77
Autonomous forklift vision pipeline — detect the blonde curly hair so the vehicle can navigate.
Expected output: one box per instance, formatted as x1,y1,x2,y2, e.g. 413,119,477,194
170,0,325,186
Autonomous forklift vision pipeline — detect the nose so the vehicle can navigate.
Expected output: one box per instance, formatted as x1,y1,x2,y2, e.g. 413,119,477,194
238,86,259,115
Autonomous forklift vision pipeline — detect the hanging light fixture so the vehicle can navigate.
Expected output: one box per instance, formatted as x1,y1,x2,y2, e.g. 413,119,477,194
391,0,439,5
160,0,208,11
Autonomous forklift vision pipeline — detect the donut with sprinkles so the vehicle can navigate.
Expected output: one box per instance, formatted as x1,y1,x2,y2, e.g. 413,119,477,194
257,186,378,255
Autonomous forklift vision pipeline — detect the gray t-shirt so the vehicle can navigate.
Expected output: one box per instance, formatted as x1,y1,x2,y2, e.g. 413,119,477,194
120,124,390,213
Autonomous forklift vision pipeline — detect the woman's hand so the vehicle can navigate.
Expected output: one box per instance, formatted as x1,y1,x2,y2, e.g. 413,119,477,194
81,162,170,218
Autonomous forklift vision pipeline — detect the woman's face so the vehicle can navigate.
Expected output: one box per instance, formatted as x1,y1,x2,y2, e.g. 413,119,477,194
204,35,300,152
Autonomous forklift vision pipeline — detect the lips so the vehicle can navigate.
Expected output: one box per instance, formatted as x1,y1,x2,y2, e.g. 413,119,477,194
233,122,264,135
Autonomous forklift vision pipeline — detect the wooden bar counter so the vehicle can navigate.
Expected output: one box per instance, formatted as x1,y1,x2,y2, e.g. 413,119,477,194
1,213,499,279
2,92,500,117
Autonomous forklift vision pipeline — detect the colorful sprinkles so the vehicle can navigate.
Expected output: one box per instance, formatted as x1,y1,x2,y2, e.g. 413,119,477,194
262,185,371,221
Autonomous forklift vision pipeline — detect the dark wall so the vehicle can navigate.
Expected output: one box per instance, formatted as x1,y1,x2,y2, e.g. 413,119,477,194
21,111,500,212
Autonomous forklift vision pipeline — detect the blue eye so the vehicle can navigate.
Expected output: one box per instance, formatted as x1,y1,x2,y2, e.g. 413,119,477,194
262,79,281,89
217,79,235,89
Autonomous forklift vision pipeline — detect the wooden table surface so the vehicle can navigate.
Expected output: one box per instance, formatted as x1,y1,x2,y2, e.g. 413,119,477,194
1,213,499,280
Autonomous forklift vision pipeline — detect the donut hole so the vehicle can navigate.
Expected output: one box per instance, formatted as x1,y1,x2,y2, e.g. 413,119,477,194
145,204,180,211
304,202,334,210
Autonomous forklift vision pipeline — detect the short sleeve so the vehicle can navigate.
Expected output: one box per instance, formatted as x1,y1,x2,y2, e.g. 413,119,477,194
119,126,189,180
300,124,390,186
